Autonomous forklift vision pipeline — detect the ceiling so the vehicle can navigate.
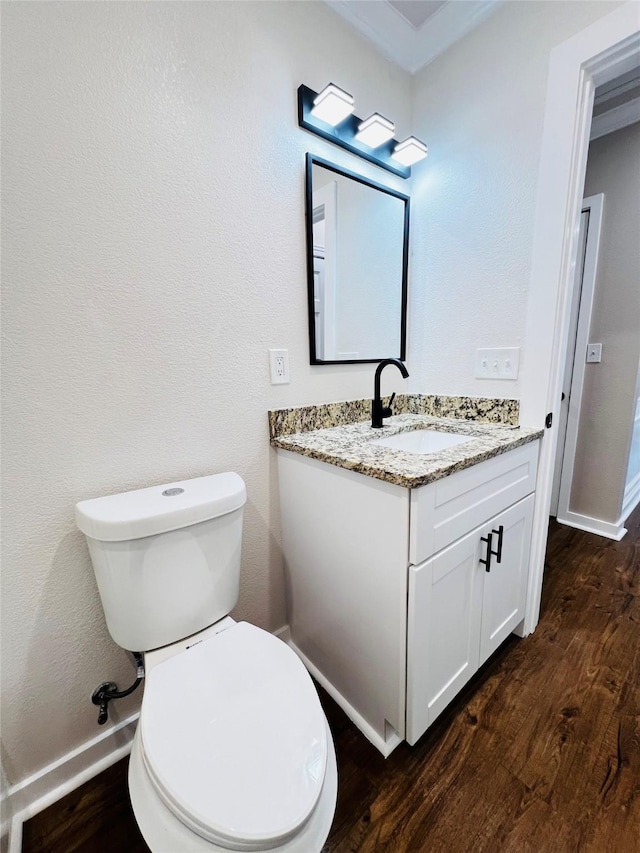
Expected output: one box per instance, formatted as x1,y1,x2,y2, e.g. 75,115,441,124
325,0,503,74
388,1,448,29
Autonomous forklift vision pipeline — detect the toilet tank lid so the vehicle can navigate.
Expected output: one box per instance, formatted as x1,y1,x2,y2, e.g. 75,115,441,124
75,472,246,542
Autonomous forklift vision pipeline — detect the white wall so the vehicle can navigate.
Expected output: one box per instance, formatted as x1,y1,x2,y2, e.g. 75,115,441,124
1,0,411,788
570,122,640,522
408,0,625,399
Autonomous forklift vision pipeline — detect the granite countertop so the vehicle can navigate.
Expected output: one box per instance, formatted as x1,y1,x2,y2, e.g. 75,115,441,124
271,414,543,489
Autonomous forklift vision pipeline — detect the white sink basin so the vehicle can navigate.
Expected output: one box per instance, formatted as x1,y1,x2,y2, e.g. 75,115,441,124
371,429,471,455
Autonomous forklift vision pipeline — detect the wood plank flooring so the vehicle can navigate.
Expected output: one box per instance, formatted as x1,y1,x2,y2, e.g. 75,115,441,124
22,508,639,853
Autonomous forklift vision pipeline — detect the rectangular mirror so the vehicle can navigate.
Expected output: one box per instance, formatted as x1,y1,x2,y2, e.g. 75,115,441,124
305,154,409,364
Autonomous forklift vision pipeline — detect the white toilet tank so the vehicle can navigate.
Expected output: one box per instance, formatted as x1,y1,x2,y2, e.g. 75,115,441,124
75,473,246,652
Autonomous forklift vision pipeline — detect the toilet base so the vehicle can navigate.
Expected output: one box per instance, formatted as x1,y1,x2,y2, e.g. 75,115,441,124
128,720,338,853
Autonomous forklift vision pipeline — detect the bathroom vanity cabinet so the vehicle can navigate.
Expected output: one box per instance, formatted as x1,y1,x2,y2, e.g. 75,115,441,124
276,439,539,756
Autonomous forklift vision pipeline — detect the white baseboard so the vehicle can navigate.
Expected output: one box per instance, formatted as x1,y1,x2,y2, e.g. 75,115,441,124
273,624,291,643
556,509,627,541
286,637,402,758
3,712,139,853
622,471,640,523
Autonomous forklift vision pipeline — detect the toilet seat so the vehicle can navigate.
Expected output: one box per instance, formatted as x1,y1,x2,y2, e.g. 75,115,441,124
140,622,328,851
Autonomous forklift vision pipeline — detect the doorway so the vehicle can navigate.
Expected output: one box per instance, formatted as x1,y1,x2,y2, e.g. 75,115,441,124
520,3,640,634
551,112,640,542
550,194,604,521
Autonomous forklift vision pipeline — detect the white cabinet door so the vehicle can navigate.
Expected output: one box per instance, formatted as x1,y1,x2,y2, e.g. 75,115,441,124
407,493,535,746
479,494,535,665
407,529,483,745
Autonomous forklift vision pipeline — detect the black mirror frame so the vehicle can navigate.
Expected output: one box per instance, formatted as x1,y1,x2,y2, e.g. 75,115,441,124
305,153,410,366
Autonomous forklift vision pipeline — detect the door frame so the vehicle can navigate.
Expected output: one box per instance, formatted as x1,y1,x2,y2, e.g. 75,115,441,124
553,193,604,524
520,2,640,635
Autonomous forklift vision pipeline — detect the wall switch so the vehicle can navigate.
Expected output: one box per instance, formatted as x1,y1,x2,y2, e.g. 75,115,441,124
475,347,520,380
586,343,602,363
269,349,290,384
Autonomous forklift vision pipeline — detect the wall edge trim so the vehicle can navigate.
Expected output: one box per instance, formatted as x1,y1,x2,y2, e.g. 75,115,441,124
622,470,640,521
590,95,640,140
555,510,627,541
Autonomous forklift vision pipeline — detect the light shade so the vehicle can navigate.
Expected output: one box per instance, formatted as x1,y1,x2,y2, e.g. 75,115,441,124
391,137,428,167
310,84,354,127
355,113,395,148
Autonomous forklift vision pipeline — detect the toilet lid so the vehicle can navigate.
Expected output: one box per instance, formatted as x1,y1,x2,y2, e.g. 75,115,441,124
140,623,328,850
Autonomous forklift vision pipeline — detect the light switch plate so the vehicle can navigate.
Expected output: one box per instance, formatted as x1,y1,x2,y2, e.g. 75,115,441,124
475,347,520,380
586,343,602,363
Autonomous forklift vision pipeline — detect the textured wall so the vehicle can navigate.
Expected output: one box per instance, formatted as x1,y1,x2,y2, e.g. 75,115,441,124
1,0,410,786
408,0,624,399
570,123,640,522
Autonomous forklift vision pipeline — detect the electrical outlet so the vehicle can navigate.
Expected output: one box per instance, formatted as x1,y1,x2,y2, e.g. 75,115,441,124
475,348,520,380
269,349,290,385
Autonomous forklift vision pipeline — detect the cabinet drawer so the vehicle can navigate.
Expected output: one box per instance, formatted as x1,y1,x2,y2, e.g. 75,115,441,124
409,441,539,566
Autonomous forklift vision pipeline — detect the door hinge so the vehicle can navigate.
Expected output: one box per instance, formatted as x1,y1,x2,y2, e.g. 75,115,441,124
545,412,553,429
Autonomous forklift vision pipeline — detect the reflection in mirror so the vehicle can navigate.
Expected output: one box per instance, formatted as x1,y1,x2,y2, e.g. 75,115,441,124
305,155,409,364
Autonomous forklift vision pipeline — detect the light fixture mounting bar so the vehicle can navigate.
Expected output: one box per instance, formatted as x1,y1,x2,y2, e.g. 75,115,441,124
297,85,410,179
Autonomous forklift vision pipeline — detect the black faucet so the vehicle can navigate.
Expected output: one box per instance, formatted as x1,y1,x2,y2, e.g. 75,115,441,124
372,358,409,428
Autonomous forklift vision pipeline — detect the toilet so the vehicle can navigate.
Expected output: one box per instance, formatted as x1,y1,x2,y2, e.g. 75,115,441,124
75,472,337,853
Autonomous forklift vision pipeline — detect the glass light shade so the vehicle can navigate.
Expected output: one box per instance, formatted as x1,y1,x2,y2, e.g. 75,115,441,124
355,113,395,148
391,137,428,167
310,84,354,126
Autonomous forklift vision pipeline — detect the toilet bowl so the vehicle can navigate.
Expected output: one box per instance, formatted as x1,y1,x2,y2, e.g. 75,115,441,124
129,620,337,852
75,473,337,852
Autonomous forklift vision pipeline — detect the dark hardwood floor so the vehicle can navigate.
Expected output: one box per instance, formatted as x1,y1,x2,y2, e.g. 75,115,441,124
23,507,639,853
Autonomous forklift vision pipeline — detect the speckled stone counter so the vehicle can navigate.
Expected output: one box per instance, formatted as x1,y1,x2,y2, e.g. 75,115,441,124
268,394,519,439
271,413,542,489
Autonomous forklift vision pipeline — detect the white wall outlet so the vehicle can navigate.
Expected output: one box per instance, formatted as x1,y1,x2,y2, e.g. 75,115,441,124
586,343,602,363
475,347,520,380
269,349,290,384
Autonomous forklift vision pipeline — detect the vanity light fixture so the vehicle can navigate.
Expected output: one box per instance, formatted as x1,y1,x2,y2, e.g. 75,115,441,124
355,113,395,148
298,84,427,179
391,137,428,167
310,83,354,127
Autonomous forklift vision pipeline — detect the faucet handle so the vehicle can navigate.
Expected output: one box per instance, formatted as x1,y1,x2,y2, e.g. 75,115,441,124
382,392,396,418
